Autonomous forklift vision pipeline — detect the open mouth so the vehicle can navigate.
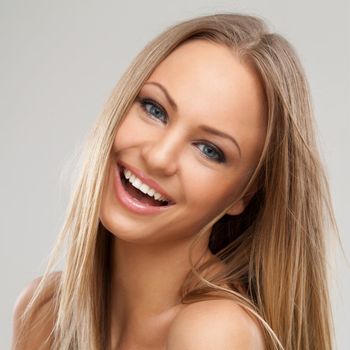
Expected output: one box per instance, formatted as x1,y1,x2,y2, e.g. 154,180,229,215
119,166,173,207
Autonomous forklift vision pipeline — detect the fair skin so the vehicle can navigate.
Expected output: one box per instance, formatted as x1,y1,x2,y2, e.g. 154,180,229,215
12,40,266,349
100,39,266,349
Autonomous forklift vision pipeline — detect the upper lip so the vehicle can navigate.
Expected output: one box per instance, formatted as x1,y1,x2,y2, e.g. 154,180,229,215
117,160,176,204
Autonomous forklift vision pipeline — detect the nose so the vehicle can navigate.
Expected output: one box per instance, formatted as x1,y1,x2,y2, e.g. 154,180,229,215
140,133,181,177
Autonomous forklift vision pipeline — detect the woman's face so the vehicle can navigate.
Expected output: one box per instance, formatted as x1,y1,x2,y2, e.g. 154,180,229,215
100,40,266,245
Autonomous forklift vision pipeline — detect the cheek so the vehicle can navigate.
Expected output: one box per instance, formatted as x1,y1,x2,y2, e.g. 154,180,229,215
183,164,242,215
113,113,138,151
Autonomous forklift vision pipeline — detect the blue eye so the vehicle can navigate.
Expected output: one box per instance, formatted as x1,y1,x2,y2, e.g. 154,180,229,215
138,97,168,124
196,143,226,163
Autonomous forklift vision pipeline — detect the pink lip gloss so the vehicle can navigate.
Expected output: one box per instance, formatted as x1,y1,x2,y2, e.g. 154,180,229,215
114,164,174,215
118,159,175,202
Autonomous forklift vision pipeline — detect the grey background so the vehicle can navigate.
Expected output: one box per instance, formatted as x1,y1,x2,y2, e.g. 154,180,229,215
1,0,349,349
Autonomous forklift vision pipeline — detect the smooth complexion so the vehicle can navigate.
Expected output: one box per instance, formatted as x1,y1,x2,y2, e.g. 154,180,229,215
99,39,267,348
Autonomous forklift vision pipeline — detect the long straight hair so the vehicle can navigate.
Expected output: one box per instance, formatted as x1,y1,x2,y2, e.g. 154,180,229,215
18,13,337,350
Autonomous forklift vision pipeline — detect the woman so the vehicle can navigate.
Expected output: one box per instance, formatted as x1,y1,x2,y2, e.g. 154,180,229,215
12,13,336,350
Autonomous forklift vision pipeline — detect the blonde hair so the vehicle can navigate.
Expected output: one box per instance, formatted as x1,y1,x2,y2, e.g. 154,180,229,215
17,13,337,350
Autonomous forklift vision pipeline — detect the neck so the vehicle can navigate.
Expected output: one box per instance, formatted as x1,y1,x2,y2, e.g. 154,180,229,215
109,231,216,347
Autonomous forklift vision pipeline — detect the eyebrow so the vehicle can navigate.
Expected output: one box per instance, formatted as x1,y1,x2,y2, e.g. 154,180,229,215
143,81,241,158
143,81,178,112
199,125,241,159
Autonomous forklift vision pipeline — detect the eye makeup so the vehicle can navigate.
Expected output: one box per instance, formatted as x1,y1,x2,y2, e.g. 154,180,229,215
134,93,227,164
136,96,168,124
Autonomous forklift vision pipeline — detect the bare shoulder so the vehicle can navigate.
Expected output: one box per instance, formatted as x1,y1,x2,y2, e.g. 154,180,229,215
11,271,61,350
167,298,266,350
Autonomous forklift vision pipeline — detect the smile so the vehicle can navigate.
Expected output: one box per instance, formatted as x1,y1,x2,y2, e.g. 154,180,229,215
114,161,175,215
122,168,170,204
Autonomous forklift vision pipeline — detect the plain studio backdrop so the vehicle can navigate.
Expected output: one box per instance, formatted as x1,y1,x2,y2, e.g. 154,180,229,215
1,1,349,349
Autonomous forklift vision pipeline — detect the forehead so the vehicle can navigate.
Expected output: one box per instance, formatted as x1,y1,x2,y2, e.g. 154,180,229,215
144,40,267,159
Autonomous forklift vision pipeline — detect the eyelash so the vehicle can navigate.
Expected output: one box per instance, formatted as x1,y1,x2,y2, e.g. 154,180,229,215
138,97,168,124
136,96,226,163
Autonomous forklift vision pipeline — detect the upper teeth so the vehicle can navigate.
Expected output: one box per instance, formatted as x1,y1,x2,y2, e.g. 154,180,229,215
123,169,169,203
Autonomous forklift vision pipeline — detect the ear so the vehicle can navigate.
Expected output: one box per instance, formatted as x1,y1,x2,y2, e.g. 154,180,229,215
226,189,256,216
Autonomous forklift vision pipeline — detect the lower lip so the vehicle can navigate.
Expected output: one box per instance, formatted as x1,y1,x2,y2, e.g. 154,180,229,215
114,164,174,215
